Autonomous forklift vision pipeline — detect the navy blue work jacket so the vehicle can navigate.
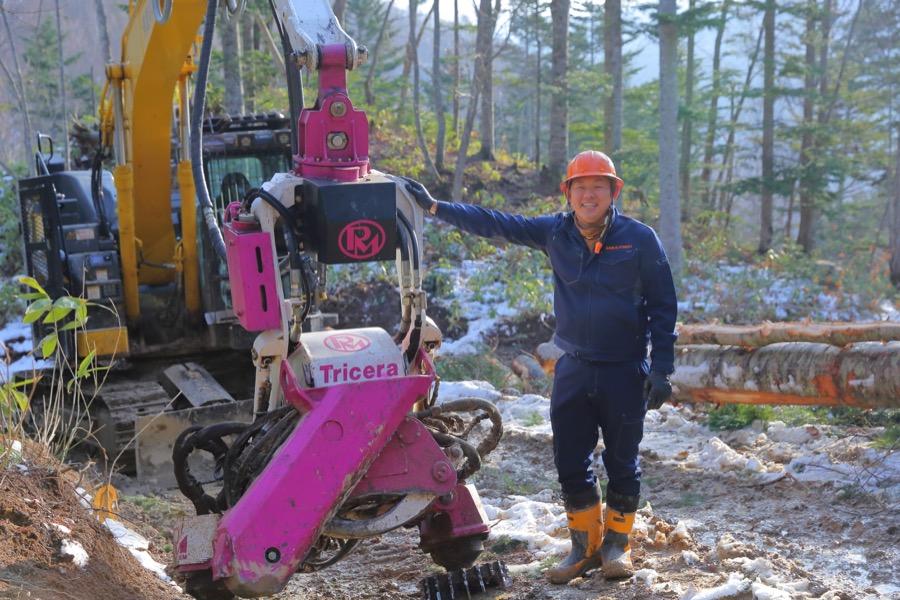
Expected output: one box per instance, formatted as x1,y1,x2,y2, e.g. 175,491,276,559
433,201,678,373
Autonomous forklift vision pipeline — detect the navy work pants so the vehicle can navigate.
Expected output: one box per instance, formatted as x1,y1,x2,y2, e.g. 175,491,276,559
550,354,648,500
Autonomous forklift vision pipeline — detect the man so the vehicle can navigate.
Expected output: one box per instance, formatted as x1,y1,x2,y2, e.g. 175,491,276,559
403,150,677,583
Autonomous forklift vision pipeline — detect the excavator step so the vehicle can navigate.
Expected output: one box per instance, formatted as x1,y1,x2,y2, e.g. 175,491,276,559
421,561,511,600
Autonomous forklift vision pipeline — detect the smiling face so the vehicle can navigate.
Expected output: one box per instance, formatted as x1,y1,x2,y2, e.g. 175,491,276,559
567,175,613,226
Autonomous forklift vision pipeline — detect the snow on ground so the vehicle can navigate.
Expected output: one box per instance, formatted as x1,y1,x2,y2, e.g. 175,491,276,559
0,319,52,383
438,379,900,599
434,260,521,354
104,518,174,584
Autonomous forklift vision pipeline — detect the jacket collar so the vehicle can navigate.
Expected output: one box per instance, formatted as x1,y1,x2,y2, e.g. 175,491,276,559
563,205,619,241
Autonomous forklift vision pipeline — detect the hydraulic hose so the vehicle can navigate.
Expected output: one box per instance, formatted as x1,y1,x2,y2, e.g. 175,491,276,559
190,0,227,260
242,187,313,322
396,210,422,362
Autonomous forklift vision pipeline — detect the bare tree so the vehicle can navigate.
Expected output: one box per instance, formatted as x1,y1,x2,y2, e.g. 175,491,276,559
433,0,446,170
0,0,34,173
679,0,696,221
452,0,460,134
221,12,244,115
603,0,622,160
409,0,438,177
892,122,900,287
533,0,542,167
658,0,683,276
759,0,775,253
699,0,730,211
478,0,500,160
452,0,495,199
364,0,395,105
93,0,111,63
54,0,70,168
397,3,435,112
547,0,569,180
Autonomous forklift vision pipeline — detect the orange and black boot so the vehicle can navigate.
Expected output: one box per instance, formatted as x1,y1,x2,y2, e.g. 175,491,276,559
547,489,603,584
600,490,639,579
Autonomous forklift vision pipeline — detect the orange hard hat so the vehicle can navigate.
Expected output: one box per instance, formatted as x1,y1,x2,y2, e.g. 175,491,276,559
560,150,624,199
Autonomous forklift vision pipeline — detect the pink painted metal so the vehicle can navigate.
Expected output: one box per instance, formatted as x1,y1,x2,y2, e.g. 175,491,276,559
348,416,456,499
211,351,436,597
419,483,491,557
223,214,281,332
294,44,370,182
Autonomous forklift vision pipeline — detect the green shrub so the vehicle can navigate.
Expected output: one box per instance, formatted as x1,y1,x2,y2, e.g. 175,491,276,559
435,352,516,390
707,404,775,431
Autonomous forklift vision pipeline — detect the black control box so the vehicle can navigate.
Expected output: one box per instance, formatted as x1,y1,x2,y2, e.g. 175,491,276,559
299,174,397,264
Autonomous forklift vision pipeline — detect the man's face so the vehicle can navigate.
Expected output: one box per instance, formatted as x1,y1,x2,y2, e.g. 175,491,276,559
568,175,613,225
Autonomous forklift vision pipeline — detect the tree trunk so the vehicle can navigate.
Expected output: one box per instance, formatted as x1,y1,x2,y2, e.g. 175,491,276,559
221,12,244,115
397,3,435,114
679,0,696,222
671,342,900,409
603,0,622,160
758,0,776,253
93,0,111,62
410,0,438,177
452,0,460,135
239,15,256,113
658,0,683,276
547,0,569,181
452,0,494,200
891,122,900,287
433,0,446,171
716,25,763,226
534,25,541,168
477,0,499,160
796,0,817,253
54,0,70,169
699,0,730,212
364,0,395,105
0,0,34,173
677,322,900,347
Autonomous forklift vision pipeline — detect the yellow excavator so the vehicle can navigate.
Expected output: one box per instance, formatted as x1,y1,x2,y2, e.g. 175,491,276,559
17,0,305,481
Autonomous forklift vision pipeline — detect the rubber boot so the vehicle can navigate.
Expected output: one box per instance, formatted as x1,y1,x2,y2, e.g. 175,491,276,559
600,491,639,579
547,494,603,584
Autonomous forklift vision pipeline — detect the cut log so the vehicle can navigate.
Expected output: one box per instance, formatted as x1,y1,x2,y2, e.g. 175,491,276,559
672,342,900,409
536,342,565,374
532,338,900,408
512,354,547,382
676,322,900,348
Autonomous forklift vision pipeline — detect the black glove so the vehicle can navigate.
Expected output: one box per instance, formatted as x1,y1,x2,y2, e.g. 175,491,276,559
644,371,672,410
401,176,437,213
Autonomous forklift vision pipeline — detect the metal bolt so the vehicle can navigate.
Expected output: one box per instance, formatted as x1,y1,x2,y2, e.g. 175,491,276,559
432,461,453,483
265,547,281,563
327,132,348,150
330,101,347,118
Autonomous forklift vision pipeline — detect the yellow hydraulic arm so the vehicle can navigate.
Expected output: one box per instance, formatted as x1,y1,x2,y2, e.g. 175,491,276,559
104,0,205,322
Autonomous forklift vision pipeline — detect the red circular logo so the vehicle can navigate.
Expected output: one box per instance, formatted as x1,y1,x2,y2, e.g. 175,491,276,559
323,333,372,353
338,220,386,260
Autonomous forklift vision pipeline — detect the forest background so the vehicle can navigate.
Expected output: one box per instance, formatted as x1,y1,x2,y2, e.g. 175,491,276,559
0,0,898,326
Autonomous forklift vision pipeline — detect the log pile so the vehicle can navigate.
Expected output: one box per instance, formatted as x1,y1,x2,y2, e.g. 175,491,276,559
533,322,900,409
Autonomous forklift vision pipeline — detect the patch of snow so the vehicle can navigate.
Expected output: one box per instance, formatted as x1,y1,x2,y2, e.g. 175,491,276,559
0,320,53,383
633,568,658,586
698,437,766,473
60,539,89,568
104,518,174,584
682,550,700,565
51,523,72,535
766,421,816,444
438,380,502,402
434,260,519,354
750,580,792,600
683,572,751,600
483,498,568,559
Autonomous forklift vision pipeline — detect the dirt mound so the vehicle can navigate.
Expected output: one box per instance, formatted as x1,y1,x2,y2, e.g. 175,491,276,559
0,465,182,600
